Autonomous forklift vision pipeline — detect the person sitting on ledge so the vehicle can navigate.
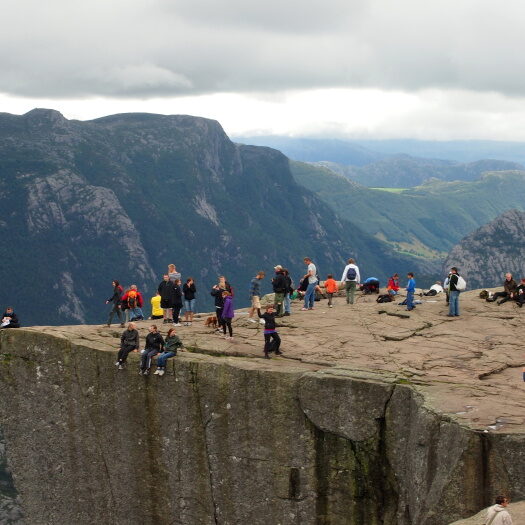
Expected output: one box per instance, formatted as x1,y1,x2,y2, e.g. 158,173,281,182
1,307,20,328
486,273,517,305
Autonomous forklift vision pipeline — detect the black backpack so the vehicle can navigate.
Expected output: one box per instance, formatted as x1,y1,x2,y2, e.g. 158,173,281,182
346,267,357,281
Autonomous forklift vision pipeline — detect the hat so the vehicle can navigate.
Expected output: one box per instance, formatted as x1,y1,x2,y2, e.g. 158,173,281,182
274,265,283,271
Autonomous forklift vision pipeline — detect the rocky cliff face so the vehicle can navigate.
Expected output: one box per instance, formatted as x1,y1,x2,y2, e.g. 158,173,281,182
443,209,525,289
0,109,419,326
1,291,524,525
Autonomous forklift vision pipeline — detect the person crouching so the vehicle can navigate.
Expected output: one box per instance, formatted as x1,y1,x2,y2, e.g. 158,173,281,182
257,304,282,359
139,325,164,376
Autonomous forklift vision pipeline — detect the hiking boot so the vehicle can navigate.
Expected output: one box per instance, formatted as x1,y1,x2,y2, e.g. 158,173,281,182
115,361,120,366
138,369,143,375
275,350,283,356
153,369,160,375
143,369,150,376
117,364,124,370
264,353,270,359
158,369,165,376
284,312,290,316
329,305,333,308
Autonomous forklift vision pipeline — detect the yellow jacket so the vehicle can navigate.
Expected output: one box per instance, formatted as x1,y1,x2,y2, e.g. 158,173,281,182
151,295,163,316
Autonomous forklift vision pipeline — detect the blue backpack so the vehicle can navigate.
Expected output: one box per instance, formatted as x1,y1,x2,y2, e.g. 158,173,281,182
346,267,357,281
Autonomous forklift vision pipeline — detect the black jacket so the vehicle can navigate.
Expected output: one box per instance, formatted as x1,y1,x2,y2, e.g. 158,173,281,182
107,286,123,305
272,272,287,293
145,332,164,352
120,328,139,349
2,312,20,328
211,287,225,308
158,280,177,308
183,283,196,300
173,284,183,307
257,309,278,330
448,273,459,292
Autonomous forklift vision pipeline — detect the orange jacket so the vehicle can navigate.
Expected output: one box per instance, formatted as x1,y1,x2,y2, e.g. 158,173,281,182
324,278,338,294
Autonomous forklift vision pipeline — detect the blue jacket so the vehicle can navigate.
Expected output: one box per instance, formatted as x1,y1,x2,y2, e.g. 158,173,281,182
406,278,416,292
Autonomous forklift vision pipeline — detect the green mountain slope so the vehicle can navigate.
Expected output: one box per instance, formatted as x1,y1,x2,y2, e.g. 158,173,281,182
291,161,525,258
314,157,523,187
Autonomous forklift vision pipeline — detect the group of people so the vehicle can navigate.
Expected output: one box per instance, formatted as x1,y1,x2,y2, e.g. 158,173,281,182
484,273,525,307
115,323,183,374
106,265,197,328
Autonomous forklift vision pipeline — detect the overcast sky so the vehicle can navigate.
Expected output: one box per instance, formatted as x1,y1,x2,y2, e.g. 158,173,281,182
2,0,525,140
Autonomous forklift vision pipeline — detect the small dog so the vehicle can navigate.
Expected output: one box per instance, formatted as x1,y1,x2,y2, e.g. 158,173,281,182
204,315,218,328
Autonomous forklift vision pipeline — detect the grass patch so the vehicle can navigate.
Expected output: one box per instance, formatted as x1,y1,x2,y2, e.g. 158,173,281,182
370,187,409,193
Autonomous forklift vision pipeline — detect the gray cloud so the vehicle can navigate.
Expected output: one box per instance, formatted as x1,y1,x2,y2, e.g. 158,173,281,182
1,0,523,99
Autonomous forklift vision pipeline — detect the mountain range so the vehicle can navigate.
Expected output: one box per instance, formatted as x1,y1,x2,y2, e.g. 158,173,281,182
290,161,525,259
0,109,425,326
443,209,525,289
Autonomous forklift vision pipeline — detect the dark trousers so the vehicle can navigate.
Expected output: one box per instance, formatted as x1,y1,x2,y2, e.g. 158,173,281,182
222,318,233,337
491,291,510,303
140,349,158,370
117,345,136,364
107,304,123,325
216,307,223,328
327,293,334,305
423,290,437,296
173,306,181,324
264,332,281,354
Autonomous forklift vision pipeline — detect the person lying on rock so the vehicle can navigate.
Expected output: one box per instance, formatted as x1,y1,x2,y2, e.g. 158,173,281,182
421,281,444,297
0,307,20,328
155,327,183,376
486,273,518,305
139,324,164,376
257,304,282,359
115,322,139,370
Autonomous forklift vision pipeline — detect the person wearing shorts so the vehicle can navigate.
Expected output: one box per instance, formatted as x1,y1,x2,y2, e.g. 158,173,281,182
183,277,196,326
248,271,265,322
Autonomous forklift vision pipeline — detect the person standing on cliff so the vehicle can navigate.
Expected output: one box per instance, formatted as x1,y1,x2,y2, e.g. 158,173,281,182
340,258,360,305
301,257,317,311
158,274,176,323
447,267,461,317
405,272,416,311
272,265,287,317
257,304,282,359
116,322,139,370
485,495,513,524
248,271,265,322
105,280,124,327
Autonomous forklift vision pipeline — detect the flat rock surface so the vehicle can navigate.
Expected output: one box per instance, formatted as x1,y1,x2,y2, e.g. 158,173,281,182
29,288,525,434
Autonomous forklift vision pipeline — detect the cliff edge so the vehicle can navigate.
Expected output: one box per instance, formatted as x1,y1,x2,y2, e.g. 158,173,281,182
0,290,524,524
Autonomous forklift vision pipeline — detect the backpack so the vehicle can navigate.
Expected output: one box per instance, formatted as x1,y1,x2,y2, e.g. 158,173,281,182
479,290,489,299
346,267,357,281
127,290,138,308
376,294,392,303
456,276,467,291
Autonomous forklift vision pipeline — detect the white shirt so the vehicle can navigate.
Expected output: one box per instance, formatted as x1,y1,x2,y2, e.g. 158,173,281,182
307,263,317,284
340,264,360,283
485,504,513,525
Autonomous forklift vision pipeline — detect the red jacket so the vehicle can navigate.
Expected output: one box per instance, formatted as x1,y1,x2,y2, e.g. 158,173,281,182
387,278,399,292
121,290,144,308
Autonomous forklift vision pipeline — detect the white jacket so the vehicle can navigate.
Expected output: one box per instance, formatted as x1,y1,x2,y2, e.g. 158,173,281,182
340,264,360,283
485,504,513,525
